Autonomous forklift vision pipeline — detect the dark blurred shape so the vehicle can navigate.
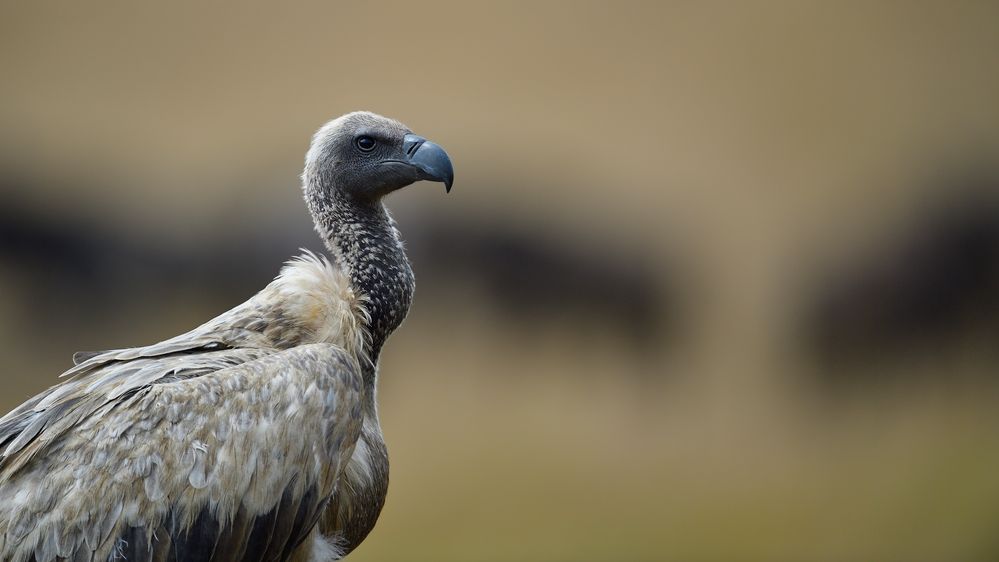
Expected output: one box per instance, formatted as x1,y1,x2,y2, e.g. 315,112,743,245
804,172,999,376
409,214,673,356
0,178,314,340
0,175,671,360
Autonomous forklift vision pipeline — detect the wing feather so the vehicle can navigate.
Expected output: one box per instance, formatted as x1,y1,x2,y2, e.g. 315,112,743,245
0,343,363,562
71,351,104,365
209,505,254,562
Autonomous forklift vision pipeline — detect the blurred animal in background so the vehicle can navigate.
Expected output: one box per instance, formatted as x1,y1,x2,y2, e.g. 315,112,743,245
410,219,670,355
804,173,999,379
0,111,454,561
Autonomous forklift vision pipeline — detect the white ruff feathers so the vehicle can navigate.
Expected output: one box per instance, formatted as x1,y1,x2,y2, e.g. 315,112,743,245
272,250,372,367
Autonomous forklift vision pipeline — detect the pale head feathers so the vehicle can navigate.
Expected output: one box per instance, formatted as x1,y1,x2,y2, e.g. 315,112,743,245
303,111,410,173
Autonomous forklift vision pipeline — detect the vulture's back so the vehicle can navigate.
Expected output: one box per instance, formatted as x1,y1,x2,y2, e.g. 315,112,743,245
0,254,371,562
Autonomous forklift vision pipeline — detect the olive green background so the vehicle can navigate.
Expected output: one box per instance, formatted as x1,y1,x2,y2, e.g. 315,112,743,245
2,2,999,561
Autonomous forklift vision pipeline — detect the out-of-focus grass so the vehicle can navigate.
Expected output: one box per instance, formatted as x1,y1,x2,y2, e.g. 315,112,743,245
341,311,999,562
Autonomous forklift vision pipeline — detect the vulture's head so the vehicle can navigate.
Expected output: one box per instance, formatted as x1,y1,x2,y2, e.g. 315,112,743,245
304,111,454,204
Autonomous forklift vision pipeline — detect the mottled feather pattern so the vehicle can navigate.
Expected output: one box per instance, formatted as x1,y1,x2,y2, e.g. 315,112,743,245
0,257,368,561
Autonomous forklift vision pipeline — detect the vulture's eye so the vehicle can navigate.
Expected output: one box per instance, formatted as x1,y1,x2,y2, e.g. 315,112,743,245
355,136,377,152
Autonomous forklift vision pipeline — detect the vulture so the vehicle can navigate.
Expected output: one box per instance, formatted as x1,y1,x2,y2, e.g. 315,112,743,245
0,111,454,562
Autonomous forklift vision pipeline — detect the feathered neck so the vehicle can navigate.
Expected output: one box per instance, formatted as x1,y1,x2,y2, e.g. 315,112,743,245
305,186,415,368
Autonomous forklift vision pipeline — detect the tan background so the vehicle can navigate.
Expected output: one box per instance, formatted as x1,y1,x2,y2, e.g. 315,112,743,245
3,2,999,561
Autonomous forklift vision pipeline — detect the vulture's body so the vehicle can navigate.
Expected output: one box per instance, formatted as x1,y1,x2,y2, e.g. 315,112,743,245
0,112,454,562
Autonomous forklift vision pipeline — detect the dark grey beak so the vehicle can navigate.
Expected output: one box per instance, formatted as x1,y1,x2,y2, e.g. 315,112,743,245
403,134,454,193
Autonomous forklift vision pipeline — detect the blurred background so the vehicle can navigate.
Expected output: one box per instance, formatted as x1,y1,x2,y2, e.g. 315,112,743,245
2,2,999,560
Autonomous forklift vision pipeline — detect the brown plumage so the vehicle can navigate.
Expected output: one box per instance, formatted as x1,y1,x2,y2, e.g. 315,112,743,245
0,111,454,561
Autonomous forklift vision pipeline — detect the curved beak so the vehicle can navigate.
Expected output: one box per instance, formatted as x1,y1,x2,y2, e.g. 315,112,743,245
403,134,454,193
